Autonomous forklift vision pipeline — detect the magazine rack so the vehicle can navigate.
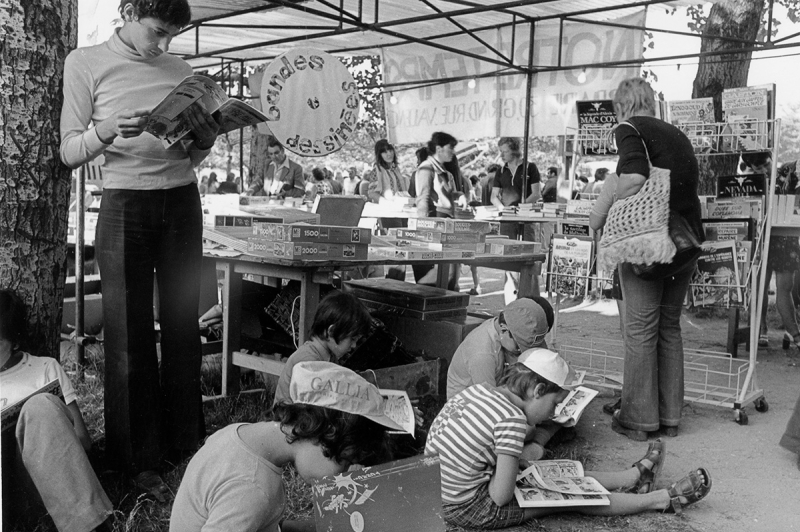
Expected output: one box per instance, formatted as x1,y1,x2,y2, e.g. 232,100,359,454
553,117,780,425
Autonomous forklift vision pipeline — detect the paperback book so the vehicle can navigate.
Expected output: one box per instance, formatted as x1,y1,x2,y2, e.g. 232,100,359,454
515,460,610,508
691,240,742,307
575,100,617,155
702,218,752,242
720,86,771,151
548,235,593,297
666,97,717,153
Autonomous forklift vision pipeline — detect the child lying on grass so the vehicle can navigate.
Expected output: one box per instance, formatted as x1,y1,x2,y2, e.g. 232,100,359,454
426,348,712,529
170,361,409,532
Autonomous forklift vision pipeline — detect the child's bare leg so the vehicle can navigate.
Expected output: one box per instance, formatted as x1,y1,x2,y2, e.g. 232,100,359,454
521,490,669,520
585,468,639,491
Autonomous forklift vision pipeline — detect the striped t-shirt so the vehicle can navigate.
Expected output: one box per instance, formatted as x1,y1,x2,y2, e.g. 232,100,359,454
425,383,527,504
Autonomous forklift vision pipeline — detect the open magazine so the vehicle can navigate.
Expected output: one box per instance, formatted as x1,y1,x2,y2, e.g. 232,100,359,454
551,384,598,428
145,74,267,149
515,460,610,507
379,389,415,437
1,380,63,433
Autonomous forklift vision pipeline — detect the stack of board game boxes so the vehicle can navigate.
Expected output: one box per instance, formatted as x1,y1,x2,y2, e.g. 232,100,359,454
371,217,538,259
246,222,371,261
345,278,470,321
202,204,320,252
371,218,499,260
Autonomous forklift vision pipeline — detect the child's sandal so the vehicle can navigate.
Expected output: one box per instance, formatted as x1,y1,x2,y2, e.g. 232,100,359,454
664,467,712,515
630,439,665,494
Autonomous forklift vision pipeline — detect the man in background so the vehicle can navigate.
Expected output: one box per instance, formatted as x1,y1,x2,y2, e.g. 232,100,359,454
541,166,559,203
247,137,304,197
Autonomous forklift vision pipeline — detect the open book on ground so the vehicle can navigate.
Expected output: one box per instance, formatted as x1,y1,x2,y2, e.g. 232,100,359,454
515,460,610,508
2,380,63,433
551,384,598,428
145,74,267,148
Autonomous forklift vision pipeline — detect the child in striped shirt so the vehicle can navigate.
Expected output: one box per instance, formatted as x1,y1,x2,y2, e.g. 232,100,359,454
425,348,713,529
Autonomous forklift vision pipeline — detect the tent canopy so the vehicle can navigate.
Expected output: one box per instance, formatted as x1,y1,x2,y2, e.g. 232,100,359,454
174,0,717,72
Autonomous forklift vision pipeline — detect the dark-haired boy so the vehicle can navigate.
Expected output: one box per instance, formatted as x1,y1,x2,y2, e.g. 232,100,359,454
170,361,406,532
273,291,372,406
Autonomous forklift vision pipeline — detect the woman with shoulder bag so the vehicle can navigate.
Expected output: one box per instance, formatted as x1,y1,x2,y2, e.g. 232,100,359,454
604,78,703,441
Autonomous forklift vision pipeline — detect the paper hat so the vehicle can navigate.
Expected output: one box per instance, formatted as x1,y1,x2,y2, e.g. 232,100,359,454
289,361,407,432
502,298,549,350
517,348,579,390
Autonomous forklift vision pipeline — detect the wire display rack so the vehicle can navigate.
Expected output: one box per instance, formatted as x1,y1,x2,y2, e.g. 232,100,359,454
555,118,783,425
554,337,766,421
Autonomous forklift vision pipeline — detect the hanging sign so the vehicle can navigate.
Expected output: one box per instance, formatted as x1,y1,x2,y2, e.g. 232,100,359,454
260,47,360,157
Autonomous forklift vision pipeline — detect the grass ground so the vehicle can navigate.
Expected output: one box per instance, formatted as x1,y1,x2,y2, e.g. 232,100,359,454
11,296,771,532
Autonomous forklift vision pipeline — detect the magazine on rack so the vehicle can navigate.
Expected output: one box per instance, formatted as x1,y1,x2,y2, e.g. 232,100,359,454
145,74,268,148
691,240,742,307
515,460,610,508
547,234,593,298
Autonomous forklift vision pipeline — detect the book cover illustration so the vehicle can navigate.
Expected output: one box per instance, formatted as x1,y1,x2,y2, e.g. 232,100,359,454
691,240,742,307
313,455,445,532
515,460,610,508
720,87,770,151
548,235,593,297
666,97,717,153
145,74,268,148
575,100,617,155
551,385,598,428
716,174,766,199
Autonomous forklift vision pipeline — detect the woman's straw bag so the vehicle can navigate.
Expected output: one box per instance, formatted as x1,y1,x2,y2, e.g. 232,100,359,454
598,126,676,272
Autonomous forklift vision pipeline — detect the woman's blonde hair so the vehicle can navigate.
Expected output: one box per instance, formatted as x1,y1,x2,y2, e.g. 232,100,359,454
613,78,657,121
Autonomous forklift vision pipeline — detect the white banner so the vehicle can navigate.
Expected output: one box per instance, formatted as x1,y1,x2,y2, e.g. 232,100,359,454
382,12,645,144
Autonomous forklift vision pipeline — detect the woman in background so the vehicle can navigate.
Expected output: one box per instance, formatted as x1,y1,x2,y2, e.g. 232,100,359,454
606,77,702,442
413,132,466,290
369,139,411,202
206,171,219,194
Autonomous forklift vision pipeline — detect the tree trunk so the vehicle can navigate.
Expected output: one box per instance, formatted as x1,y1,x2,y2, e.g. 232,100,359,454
1,0,77,358
692,0,765,194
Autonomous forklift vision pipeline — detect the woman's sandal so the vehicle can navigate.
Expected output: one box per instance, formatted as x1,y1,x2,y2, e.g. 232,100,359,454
630,439,665,494
664,467,712,515
133,470,171,503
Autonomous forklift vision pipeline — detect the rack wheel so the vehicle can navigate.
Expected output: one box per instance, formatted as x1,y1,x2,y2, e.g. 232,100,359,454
735,409,749,425
755,397,769,413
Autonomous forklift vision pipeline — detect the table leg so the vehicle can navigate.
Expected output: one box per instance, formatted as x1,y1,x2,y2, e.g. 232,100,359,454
299,271,320,344
435,263,450,289
219,261,242,396
517,262,541,297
